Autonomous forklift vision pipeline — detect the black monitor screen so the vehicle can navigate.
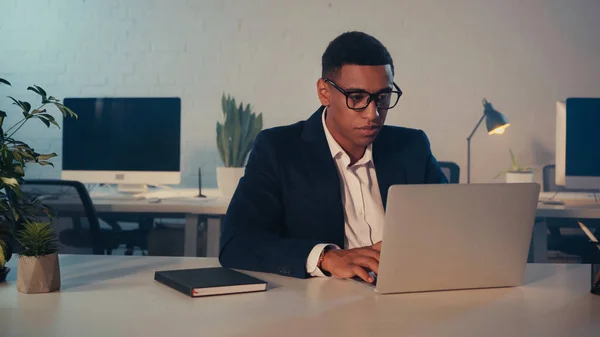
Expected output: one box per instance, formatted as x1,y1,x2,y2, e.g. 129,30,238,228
565,98,600,177
62,97,181,172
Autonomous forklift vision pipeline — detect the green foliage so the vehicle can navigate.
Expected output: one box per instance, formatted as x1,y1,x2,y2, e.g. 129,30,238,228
15,221,59,257
0,219,12,267
0,77,76,259
216,94,263,167
495,149,537,178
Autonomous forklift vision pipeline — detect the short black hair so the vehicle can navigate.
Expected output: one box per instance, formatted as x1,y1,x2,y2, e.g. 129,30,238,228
321,31,394,79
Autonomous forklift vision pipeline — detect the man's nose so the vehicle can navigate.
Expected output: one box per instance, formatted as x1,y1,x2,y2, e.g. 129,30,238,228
363,99,380,121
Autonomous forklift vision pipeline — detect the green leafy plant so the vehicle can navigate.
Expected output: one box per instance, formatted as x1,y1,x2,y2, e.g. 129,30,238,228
216,94,263,167
0,77,76,263
495,149,537,178
0,239,6,268
15,221,59,257
0,221,12,266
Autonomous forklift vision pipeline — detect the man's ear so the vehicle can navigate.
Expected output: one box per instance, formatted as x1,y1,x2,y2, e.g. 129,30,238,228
317,78,330,106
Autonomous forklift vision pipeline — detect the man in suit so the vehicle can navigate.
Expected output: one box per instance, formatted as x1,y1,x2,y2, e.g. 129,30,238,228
219,31,447,282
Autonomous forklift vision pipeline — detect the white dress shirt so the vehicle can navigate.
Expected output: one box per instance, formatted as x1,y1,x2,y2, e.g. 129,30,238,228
305,108,386,277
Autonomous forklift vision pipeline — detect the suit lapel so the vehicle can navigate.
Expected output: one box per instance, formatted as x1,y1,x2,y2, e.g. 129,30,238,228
373,128,406,211
301,107,344,244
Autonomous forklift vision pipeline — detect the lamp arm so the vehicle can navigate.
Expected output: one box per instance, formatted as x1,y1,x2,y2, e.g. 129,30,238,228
467,113,486,141
466,113,486,184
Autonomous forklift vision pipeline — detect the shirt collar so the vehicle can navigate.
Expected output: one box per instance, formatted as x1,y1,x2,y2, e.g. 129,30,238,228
321,107,373,167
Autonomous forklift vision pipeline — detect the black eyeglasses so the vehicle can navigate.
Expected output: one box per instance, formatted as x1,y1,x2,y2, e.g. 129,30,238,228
323,78,403,111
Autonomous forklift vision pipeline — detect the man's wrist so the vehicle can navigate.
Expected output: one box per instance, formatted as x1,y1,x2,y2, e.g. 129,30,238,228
318,246,332,275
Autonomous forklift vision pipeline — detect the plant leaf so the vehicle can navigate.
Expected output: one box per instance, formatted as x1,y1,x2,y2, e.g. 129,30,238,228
27,86,41,96
0,78,11,86
36,114,59,128
8,96,24,110
38,116,51,128
216,122,228,166
54,103,77,119
34,85,47,97
37,161,54,167
0,110,6,129
36,153,57,161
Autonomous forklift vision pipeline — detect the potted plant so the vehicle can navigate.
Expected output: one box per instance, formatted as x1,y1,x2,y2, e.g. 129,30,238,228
15,221,60,293
0,77,76,281
496,149,536,183
0,223,11,282
216,94,263,197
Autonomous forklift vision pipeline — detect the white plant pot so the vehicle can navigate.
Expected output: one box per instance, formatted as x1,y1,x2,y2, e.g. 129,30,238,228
505,171,534,183
216,167,245,197
17,254,61,294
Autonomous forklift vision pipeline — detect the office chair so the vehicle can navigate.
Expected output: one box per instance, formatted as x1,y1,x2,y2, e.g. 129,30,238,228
15,179,150,255
542,165,599,262
438,161,460,183
14,179,107,254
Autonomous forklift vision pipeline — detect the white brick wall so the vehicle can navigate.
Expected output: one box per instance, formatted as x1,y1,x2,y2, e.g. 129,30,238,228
1,0,600,186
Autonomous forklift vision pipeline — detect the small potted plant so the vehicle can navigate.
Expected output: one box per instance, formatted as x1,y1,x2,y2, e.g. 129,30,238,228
496,149,536,183
216,94,263,197
16,221,60,293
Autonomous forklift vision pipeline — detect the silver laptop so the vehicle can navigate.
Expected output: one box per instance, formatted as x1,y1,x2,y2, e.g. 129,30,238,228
371,183,540,294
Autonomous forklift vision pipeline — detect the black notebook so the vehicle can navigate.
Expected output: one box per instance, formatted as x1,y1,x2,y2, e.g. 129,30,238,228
154,267,267,297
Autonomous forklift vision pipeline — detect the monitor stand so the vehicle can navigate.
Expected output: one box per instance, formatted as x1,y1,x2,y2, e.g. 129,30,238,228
117,184,149,195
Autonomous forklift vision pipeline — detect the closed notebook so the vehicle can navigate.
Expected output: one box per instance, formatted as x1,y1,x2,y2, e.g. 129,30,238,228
154,267,267,297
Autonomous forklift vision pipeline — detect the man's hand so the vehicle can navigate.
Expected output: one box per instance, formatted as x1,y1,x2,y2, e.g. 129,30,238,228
320,241,382,283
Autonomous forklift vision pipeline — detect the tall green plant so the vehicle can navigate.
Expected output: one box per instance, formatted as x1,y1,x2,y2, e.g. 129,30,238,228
0,77,76,263
216,94,263,167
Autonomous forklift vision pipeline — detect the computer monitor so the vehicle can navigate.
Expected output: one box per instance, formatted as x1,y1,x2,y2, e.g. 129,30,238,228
61,97,181,192
555,98,600,190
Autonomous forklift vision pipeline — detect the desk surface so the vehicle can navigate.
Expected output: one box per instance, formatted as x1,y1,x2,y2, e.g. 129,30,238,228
1,255,599,337
59,188,230,215
71,187,600,219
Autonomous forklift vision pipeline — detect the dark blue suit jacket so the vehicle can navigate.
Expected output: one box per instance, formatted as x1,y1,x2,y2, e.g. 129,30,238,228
219,107,447,278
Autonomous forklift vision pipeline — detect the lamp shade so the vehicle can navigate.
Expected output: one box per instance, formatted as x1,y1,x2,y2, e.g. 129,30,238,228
483,99,510,135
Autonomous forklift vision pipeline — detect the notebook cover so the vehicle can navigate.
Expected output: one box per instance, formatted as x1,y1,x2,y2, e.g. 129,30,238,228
154,267,267,297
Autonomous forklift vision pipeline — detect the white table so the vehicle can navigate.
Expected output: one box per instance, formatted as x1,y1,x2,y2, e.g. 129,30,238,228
1,255,598,337
60,188,600,261
532,196,600,263
53,188,229,257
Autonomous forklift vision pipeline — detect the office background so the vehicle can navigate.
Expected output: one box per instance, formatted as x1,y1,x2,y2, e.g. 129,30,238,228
1,0,599,187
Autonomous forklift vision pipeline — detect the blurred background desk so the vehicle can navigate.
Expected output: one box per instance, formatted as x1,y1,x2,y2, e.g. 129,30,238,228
533,192,600,263
48,188,229,257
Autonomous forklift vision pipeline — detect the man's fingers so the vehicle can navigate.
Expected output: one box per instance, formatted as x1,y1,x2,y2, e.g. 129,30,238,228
371,241,382,252
352,256,379,274
351,264,373,283
358,248,380,262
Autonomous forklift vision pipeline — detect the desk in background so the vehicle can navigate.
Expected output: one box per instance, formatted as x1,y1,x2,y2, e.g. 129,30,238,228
51,188,228,257
53,188,600,261
1,254,598,337
532,192,600,262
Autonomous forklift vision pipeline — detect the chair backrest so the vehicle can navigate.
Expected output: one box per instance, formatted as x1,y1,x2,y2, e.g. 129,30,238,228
16,179,105,254
438,161,460,183
542,164,600,192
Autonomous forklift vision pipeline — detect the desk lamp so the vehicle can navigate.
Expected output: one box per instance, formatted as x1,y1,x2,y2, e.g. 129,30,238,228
466,99,510,183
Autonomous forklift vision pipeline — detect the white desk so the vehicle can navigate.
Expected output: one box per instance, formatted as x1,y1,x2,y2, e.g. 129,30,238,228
1,255,598,337
52,188,228,257
532,193,600,263
58,188,600,261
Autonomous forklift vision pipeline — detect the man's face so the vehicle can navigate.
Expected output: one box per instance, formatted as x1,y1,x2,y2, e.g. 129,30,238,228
317,64,395,151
